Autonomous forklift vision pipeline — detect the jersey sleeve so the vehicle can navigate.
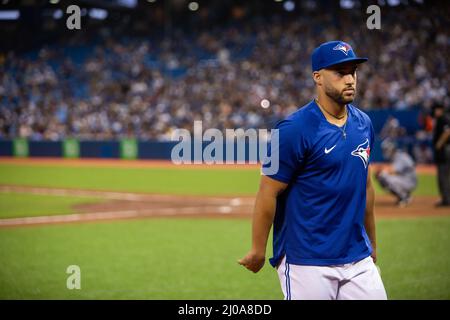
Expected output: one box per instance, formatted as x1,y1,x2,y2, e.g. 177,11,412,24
261,118,306,183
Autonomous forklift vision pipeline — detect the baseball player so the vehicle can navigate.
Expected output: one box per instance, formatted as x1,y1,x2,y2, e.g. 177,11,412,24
239,41,387,300
432,103,450,207
375,139,417,207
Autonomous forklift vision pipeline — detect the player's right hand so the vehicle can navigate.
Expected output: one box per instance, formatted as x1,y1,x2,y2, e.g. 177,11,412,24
238,250,265,273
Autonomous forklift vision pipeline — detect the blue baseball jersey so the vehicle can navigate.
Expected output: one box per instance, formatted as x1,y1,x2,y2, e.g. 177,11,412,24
263,100,375,267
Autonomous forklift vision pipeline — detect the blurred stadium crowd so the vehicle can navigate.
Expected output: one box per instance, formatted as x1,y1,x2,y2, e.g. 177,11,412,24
0,3,448,143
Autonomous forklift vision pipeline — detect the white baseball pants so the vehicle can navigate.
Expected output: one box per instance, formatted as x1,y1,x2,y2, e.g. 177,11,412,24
276,255,387,300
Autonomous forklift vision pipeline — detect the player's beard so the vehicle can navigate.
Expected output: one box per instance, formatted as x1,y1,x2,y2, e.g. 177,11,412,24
324,83,356,104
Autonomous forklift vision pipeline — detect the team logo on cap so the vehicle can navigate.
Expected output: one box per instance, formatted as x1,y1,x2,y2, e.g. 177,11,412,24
333,43,352,56
351,138,370,168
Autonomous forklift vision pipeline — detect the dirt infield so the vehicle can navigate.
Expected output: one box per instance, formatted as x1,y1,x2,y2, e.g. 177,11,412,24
0,184,448,228
0,158,447,227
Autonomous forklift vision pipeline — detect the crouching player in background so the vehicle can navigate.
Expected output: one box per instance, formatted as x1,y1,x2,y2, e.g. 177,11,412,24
375,139,417,207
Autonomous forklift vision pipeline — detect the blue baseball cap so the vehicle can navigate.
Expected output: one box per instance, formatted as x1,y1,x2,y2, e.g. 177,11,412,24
311,41,368,72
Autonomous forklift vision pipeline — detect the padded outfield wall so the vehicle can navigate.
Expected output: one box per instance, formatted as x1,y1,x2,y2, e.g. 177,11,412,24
0,109,431,162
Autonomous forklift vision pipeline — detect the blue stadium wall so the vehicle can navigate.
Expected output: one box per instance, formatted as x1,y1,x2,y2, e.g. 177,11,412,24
0,109,428,162
0,138,389,162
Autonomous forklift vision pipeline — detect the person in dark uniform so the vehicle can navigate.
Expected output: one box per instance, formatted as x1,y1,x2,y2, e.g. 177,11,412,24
432,103,450,207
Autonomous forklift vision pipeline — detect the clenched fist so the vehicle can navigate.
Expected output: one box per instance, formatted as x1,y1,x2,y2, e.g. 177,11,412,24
238,250,265,273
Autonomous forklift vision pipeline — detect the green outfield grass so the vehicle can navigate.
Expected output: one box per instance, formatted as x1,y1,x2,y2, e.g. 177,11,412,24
0,163,439,196
0,217,449,299
0,162,448,300
378,217,450,299
0,164,260,195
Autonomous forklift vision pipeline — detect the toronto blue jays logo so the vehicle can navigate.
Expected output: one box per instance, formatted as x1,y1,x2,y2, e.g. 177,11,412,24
333,43,352,56
351,138,371,168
